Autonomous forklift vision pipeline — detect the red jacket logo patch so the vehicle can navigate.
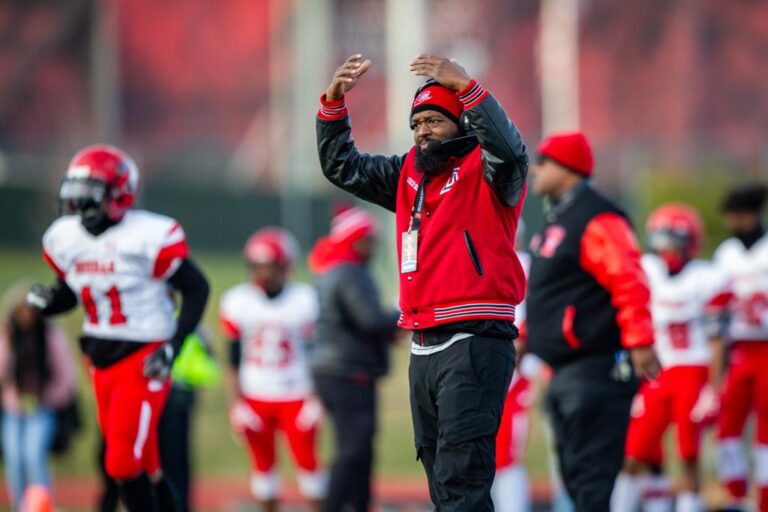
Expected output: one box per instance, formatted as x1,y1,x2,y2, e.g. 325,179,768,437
440,168,460,195
537,225,567,258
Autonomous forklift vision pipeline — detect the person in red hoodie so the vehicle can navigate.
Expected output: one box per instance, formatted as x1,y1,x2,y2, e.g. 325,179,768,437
317,53,528,510
308,206,400,512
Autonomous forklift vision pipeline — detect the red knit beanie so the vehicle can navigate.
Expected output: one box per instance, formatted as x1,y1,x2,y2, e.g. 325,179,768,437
538,131,594,176
411,82,463,125
329,205,378,243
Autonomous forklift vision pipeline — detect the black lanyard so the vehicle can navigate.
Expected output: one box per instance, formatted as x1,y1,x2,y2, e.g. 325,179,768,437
409,178,427,233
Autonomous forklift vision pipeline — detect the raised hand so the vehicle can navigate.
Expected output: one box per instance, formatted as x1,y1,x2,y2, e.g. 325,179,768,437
326,54,372,101
408,54,472,92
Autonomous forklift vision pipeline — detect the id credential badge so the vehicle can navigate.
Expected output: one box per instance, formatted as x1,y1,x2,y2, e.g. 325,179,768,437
402,177,426,274
401,231,418,273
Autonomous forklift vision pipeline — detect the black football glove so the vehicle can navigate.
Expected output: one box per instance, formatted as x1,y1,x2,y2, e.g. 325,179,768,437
26,284,53,311
143,342,175,381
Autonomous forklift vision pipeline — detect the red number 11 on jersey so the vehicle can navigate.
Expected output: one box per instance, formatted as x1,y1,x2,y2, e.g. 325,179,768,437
81,286,127,325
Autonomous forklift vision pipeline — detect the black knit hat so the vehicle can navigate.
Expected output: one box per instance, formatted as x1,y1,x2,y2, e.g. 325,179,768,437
721,183,768,213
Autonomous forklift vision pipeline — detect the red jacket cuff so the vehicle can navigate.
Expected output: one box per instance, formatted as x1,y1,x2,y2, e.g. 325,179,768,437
457,80,488,109
318,93,348,121
621,320,655,349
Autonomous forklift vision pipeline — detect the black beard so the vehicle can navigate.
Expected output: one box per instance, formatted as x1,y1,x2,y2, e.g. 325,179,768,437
415,143,453,175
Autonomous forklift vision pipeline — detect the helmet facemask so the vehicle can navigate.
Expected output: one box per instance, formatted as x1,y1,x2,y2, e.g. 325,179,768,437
647,228,692,274
59,177,111,233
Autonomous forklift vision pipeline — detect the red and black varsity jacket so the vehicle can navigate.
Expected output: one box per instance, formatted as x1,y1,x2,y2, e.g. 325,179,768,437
316,81,529,332
526,183,654,368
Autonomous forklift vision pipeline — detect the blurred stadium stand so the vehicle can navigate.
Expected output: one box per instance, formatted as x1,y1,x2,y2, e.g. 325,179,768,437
0,0,766,250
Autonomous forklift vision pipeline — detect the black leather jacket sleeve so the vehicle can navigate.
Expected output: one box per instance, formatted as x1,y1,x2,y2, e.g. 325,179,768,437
466,93,529,207
337,265,400,339
316,116,405,213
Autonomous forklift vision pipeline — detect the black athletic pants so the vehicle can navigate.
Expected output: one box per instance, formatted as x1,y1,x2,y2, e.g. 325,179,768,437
314,374,377,512
159,386,195,512
410,335,515,511
546,354,638,512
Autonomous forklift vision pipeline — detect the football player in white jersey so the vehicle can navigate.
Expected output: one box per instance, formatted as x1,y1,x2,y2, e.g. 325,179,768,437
714,184,768,512
26,145,209,512
220,228,326,512
612,204,730,512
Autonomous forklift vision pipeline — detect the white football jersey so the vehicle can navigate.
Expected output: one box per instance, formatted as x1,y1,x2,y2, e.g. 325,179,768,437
642,254,729,368
220,282,318,402
42,210,187,343
714,233,768,342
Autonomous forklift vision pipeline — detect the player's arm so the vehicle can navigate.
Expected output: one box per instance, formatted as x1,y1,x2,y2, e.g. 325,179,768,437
226,338,242,410
144,258,209,380
219,313,243,404
580,212,660,379
28,243,78,315
27,278,78,315
317,54,404,213
704,287,733,389
167,259,209,356
709,334,726,389
408,55,528,207
220,314,262,433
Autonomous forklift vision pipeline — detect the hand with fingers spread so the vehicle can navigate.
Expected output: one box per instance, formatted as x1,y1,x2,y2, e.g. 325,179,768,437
408,54,472,92
326,54,372,101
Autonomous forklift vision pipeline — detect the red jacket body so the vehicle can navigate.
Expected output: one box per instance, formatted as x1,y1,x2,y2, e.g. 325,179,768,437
395,147,526,329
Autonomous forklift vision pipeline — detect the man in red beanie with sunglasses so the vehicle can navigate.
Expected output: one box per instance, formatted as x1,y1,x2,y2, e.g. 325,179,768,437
525,131,659,512
316,54,528,510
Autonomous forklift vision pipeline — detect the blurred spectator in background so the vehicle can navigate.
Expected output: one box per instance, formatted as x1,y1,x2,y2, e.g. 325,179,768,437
612,204,729,512
159,327,219,512
714,184,768,512
0,282,77,509
526,131,659,512
221,228,327,512
309,207,400,512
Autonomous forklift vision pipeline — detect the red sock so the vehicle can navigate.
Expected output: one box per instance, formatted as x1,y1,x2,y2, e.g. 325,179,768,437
760,486,768,512
726,479,748,500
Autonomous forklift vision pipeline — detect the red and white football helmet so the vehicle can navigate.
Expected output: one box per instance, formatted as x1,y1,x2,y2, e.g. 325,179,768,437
59,144,139,224
646,203,704,271
243,227,299,270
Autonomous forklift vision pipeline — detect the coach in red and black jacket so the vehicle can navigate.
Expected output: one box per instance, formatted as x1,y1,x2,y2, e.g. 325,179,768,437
316,53,527,511
526,131,659,512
